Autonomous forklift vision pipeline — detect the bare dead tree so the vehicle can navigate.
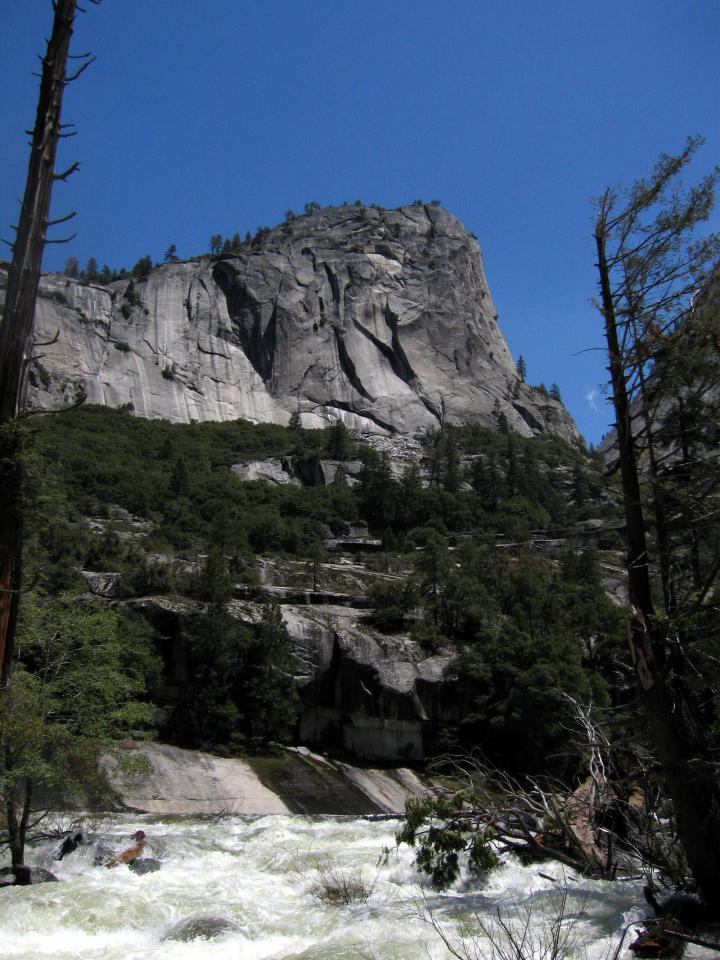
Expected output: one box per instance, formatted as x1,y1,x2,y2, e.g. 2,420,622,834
0,0,98,682
412,886,589,960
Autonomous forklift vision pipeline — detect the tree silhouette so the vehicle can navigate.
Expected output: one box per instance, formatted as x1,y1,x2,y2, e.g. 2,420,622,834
594,136,720,910
0,0,98,682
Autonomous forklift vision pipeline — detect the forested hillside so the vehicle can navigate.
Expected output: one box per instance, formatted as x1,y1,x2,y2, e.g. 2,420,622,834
19,404,628,773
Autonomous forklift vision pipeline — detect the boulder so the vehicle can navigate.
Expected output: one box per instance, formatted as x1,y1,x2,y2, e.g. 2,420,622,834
80,571,121,597
129,857,162,875
53,831,84,861
0,865,59,885
163,915,241,942
643,885,708,928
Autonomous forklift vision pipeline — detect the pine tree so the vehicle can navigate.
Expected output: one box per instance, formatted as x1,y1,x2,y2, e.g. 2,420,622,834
63,256,79,277
245,602,298,746
326,419,352,459
594,136,720,910
441,427,461,494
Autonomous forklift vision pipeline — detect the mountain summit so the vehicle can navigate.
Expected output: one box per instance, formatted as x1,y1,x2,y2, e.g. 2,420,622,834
5,203,580,444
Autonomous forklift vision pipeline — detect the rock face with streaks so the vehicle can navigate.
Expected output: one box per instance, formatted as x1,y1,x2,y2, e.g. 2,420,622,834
136,595,459,764
3,203,580,444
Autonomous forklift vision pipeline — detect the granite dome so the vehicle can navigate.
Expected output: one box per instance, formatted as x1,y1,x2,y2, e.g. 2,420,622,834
4,203,580,445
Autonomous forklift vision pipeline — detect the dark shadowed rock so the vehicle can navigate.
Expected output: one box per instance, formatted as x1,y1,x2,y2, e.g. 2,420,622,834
163,915,241,941
128,857,162,875
132,594,459,764
643,885,708,927
53,831,84,861
0,865,59,885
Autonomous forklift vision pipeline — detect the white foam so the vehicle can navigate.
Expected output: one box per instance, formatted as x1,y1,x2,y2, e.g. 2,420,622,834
0,813,659,959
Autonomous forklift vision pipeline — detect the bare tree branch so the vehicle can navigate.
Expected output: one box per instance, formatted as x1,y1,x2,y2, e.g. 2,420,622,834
54,161,80,181
46,211,76,227
64,54,95,83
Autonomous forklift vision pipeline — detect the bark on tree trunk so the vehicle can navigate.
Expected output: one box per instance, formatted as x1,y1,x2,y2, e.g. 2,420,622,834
596,225,720,913
6,778,33,867
0,427,23,685
0,0,78,682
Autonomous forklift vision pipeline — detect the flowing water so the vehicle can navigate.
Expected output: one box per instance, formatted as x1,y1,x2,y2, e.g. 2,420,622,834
0,813,710,960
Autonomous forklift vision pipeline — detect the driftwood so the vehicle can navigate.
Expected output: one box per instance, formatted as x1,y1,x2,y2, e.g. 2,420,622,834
421,754,620,880
404,697,689,885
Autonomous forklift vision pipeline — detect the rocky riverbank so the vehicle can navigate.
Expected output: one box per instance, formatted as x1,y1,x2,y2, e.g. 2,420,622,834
102,740,430,816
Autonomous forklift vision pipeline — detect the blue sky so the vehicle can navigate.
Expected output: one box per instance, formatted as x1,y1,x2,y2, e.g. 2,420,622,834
2,1,718,447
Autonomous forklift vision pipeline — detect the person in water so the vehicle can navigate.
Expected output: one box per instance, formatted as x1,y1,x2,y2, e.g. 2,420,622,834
105,830,146,868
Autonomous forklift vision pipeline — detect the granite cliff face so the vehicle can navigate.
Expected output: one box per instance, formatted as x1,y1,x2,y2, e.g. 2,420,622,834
136,593,457,765
4,203,580,443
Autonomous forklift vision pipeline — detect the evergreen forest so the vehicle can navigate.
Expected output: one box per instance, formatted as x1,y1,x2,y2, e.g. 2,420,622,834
18,403,629,772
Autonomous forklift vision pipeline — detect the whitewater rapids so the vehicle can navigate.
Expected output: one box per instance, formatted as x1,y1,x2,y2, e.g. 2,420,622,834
0,812,704,960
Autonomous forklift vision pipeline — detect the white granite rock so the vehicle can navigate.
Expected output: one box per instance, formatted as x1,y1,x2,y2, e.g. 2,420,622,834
5,204,581,446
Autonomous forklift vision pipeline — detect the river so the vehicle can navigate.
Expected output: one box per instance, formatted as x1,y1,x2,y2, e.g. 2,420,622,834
0,812,710,960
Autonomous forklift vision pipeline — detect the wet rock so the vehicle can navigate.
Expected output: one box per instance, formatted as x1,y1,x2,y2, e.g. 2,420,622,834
163,915,241,941
53,831,84,861
629,923,684,958
128,857,162,875
629,886,710,958
92,843,116,866
643,885,708,927
0,865,59,885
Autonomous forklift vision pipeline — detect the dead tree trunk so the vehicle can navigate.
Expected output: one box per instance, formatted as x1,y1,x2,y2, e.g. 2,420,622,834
596,222,720,914
0,425,24,685
0,0,82,682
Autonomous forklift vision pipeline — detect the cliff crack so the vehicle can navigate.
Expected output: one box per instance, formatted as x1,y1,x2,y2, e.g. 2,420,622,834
350,303,417,386
196,340,231,359
212,262,276,383
314,399,397,434
333,329,374,401
323,262,341,305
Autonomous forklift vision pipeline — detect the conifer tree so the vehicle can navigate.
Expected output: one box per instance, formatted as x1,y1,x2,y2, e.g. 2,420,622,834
594,136,720,909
